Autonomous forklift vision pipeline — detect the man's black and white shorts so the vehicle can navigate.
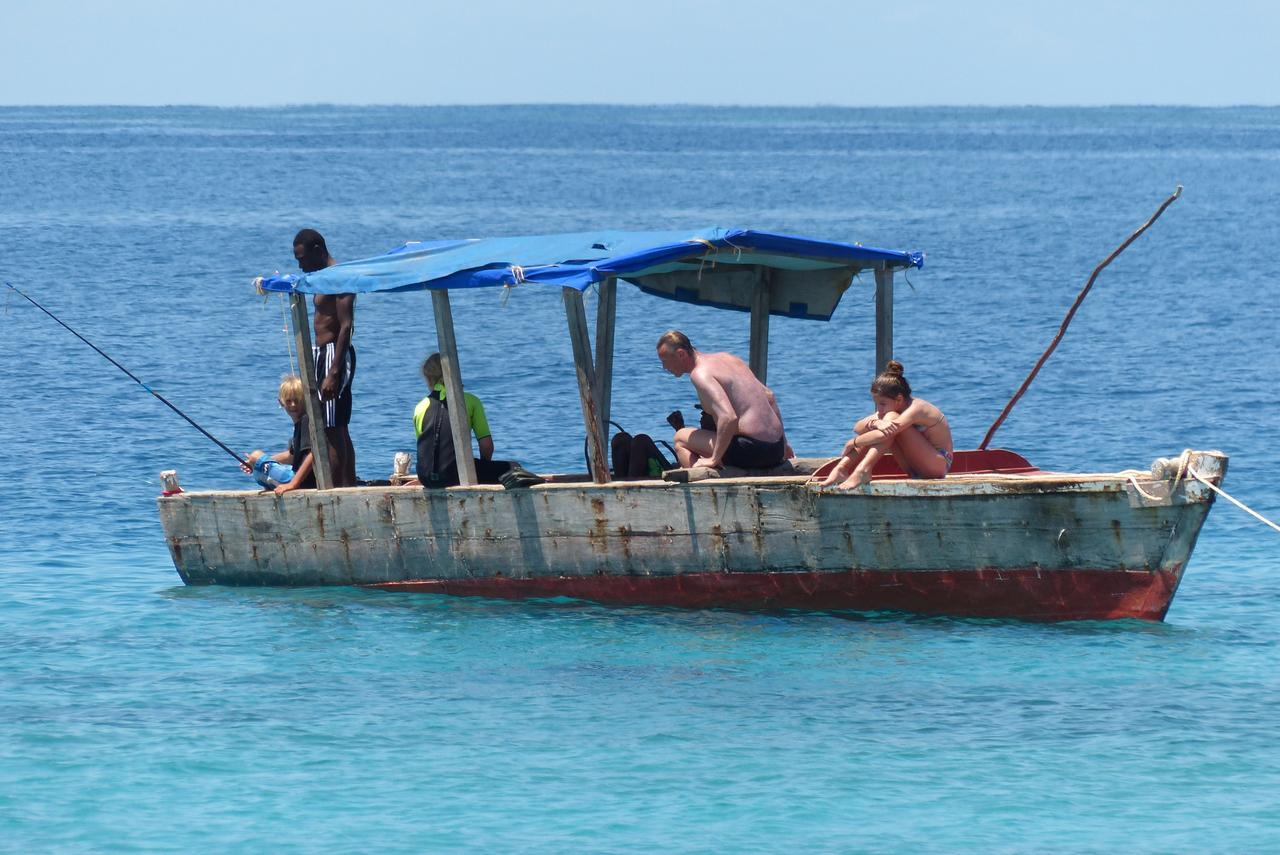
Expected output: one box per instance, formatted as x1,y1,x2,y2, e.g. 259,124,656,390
313,343,355,428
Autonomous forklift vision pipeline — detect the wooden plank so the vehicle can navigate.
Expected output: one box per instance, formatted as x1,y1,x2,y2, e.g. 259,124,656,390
593,277,617,437
748,267,771,383
430,289,478,487
563,287,610,484
289,294,334,489
874,264,894,373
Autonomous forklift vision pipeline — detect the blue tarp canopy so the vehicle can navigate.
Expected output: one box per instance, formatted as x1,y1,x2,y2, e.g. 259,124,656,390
257,228,924,321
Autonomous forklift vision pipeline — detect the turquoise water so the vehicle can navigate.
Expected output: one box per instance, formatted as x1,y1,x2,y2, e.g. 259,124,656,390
2,106,1279,850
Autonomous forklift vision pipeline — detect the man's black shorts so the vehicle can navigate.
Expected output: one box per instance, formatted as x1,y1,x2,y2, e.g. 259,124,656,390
313,343,355,428
722,434,786,469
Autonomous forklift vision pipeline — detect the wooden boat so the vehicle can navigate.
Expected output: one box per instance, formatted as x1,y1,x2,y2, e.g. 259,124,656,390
158,229,1225,621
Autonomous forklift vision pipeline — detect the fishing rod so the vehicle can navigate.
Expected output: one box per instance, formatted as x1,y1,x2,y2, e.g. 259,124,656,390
5,281,248,466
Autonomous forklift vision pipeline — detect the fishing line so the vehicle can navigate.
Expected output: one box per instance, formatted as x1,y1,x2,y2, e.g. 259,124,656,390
5,281,247,466
278,293,298,377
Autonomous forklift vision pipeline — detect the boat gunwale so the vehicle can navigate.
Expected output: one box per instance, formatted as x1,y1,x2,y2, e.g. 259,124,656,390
157,466,1219,502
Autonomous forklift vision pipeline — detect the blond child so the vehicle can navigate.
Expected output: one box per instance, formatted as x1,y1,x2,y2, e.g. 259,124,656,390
240,375,316,495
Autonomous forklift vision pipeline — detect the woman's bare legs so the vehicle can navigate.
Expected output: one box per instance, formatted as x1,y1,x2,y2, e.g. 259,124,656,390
889,425,948,480
818,454,858,487
831,425,947,489
838,446,885,489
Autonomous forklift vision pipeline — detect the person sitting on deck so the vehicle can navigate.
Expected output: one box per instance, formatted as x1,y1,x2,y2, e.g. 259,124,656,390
410,353,515,487
655,330,792,470
819,360,953,490
240,375,316,495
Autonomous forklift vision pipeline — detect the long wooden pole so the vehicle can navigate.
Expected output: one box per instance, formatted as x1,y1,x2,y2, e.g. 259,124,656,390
748,267,771,384
564,287,610,484
289,293,334,489
873,264,894,376
430,289,478,486
593,277,617,438
979,186,1183,450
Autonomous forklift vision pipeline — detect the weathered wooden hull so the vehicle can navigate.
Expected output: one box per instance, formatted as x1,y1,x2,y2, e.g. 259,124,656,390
158,451,1225,621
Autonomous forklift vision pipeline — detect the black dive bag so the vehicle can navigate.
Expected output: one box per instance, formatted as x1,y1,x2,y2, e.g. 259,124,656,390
415,390,458,488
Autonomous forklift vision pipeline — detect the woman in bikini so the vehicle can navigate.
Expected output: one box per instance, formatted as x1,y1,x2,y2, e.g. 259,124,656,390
819,360,953,490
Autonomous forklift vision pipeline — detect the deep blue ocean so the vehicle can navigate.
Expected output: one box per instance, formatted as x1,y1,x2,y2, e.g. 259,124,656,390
1,106,1278,851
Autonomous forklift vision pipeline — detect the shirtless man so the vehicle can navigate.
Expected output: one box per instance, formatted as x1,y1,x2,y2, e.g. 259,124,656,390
656,330,791,470
294,228,357,487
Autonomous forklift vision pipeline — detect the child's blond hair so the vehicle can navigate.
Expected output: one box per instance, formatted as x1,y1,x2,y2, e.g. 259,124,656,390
278,375,304,403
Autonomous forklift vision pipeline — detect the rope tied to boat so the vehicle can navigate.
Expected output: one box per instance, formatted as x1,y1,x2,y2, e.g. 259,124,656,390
1127,449,1280,534
1127,448,1193,502
1186,466,1280,534
691,237,717,282
498,265,530,307
1126,476,1164,503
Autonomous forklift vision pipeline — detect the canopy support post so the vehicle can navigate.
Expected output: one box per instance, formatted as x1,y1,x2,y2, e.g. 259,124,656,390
430,289,478,487
749,267,771,384
593,277,617,439
289,293,334,490
874,264,894,374
563,288,610,484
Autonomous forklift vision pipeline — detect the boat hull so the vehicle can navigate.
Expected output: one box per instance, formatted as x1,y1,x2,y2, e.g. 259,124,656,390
158,451,1225,622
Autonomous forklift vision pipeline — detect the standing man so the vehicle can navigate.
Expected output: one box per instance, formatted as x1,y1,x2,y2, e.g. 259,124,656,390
293,228,357,487
656,330,791,470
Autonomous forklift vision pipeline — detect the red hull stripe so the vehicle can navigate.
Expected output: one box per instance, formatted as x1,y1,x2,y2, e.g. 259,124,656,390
365,567,1183,622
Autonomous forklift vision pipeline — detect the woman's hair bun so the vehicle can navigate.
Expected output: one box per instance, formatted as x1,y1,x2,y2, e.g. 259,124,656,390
884,360,905,375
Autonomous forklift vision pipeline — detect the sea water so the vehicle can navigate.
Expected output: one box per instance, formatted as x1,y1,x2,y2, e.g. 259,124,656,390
1,106,1278,851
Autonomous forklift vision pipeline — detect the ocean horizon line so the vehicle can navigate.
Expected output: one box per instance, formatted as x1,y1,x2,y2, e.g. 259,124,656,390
1,101,1277,111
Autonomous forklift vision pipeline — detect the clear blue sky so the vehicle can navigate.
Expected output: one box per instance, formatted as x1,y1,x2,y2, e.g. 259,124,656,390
2,0,1274,106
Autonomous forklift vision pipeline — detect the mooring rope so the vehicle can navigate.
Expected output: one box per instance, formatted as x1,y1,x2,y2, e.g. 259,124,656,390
1126,476,1165,503
1186,466,1280,534
1128,449,1279,534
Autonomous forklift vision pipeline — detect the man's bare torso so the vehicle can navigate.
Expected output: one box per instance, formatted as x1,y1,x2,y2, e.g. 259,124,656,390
691,352,782,442
313,293,354,347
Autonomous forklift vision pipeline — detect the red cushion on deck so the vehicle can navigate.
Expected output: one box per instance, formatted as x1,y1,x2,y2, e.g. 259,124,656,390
871,448,1037,479
813,449,1038,480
